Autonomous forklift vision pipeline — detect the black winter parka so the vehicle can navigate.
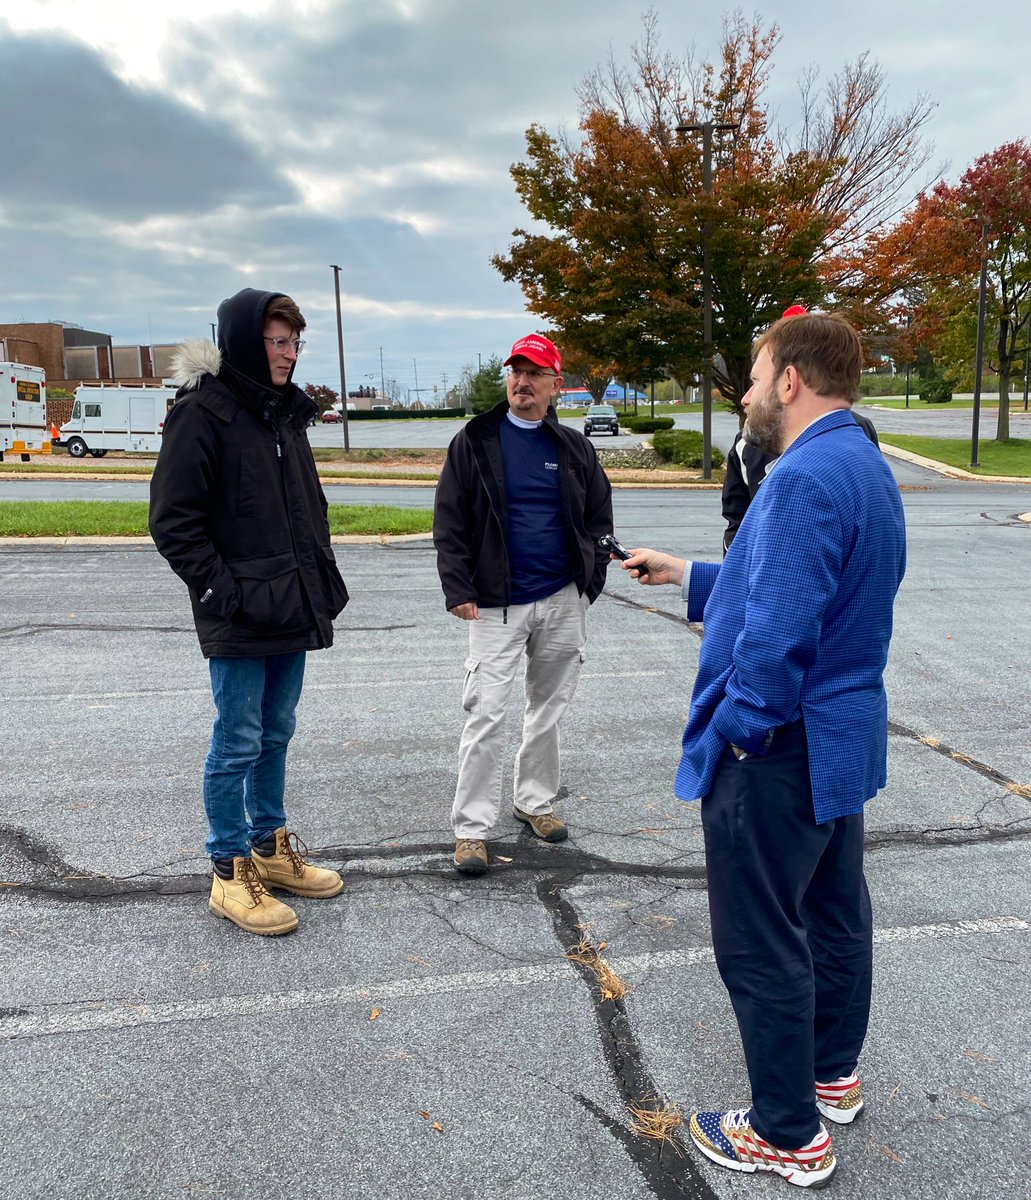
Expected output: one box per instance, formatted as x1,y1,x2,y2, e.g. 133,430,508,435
433,401,613,612
149,294,347,658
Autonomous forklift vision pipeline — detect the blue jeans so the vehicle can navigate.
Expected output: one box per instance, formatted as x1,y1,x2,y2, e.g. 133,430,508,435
203,652,307,861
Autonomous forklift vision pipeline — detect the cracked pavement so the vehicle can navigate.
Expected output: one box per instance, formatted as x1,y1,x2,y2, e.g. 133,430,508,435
1,474,1029,1199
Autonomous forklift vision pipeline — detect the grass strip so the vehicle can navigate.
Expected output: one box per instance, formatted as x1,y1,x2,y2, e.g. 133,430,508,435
310,447,447,464
0,462,154,475
878,434,1031,476
319,469,440,481
0,501,433,538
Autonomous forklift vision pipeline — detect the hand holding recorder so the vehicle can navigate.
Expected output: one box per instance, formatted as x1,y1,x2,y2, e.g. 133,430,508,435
600,535,686,587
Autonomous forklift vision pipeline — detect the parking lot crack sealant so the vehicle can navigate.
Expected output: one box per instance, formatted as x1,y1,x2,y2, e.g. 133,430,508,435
534,875,718,1200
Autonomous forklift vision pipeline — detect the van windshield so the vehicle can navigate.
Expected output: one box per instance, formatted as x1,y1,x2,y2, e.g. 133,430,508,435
71,400,80,419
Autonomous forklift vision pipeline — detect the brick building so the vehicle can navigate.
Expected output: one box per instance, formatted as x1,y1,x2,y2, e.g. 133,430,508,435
0,322,179,425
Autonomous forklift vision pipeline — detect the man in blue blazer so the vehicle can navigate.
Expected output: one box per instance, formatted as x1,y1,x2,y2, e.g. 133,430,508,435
622,312,906,1189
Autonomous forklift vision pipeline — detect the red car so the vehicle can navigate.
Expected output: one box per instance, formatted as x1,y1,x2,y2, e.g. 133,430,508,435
320,409,341,423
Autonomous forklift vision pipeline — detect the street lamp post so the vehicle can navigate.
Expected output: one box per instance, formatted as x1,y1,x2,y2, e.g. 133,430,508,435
903,310,912,409
329,264,350,451
677,120,739,481
970,223,989,468
1024,346,1030,413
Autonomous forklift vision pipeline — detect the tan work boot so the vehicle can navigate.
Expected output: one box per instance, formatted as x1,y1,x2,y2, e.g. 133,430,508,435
513,807,568,842
454,838,488,875
209,857,298,936
251,827,344,897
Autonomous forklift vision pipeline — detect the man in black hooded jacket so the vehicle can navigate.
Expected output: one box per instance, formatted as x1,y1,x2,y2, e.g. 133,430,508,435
150,289,348,936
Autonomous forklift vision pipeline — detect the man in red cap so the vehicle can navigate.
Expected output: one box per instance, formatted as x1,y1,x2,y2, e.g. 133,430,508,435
433,333,613,874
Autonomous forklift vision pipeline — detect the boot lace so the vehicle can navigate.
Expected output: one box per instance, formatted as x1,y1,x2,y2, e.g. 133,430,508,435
282,829,309,877
238,857,270,905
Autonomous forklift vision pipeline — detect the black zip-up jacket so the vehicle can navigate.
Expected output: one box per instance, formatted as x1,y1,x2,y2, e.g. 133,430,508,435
722,409,880,553
433,400,614,612
149,291,348,657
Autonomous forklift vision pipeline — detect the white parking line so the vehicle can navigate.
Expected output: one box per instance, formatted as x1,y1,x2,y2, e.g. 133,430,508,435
3,915,1026,1043
0,671,668,706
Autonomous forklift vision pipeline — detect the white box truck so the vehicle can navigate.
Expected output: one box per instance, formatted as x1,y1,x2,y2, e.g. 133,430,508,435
58,382,178,457
1,362,49,462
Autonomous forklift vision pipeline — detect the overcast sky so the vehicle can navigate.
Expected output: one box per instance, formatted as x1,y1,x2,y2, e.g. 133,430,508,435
2,1,1028,399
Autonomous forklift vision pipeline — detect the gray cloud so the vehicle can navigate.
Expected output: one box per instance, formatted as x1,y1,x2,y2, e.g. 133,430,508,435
1,1,1028,397
0,28,295,218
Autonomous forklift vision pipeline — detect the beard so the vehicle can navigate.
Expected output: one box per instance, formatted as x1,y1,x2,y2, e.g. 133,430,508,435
743,385,785,455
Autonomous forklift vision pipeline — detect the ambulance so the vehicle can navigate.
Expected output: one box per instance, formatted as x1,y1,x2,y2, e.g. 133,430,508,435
0,362,50,461
57,382,178,458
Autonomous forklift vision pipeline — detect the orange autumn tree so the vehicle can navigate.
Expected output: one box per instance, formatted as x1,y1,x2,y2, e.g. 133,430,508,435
863,141,1031,440
492,13,934,415
557,344,616,405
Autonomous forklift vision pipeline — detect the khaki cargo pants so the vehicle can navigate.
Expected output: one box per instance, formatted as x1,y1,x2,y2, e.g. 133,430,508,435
451,582,588,840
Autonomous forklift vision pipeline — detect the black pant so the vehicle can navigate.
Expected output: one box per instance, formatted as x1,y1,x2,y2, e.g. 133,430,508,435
701,720,872,1147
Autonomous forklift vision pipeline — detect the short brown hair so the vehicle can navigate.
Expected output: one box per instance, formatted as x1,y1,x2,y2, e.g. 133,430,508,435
264,294,306,333
754,313,862,404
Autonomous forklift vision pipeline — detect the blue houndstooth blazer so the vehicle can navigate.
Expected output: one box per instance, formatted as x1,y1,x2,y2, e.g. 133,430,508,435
675,409,907,823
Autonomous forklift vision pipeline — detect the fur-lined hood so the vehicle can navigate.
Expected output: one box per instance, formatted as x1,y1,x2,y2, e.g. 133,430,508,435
171,338,222,391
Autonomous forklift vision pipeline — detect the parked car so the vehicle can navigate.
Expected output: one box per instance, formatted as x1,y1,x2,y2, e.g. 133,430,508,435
584,404,619,437
320,408,340,423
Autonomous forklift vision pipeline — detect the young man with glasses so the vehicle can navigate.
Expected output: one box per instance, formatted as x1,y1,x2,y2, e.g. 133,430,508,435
434,334,613,874
150,289,349,935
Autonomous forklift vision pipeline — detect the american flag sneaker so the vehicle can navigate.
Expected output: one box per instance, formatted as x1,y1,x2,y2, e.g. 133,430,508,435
816,1074,864,1124
689,1109,837,1189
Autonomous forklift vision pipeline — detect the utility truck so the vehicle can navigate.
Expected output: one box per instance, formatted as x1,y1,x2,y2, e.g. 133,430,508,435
0,362,49,461
58,382,178,457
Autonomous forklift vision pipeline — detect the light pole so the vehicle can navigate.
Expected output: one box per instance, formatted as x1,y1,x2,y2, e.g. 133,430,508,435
970,223,989,468
329,264,350,451
1024,344,1030,412
903,311,912,409
677,120,739,480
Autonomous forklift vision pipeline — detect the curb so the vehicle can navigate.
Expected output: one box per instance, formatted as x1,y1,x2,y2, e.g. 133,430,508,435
0,470,718,488
0,534,434,547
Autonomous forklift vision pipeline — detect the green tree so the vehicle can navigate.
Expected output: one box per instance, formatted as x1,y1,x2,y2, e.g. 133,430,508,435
466,356,507,414
492,13,934,416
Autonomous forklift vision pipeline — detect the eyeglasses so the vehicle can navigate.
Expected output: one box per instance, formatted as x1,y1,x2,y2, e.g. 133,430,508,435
264,337,305,354
508,367,555,381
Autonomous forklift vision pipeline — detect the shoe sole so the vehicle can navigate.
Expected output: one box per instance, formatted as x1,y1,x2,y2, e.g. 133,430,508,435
209,903,298,936
259,878,345,898
689,1125,837,1190
816,1099,864,1125
512,809,568,842
454,857,488,875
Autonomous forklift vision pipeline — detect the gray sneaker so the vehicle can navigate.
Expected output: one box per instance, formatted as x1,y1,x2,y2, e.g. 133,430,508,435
513,808,568,843
454,838,488,875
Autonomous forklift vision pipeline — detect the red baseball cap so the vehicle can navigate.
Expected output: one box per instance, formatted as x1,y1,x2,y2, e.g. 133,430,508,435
504,334,561,373
782,304,808,318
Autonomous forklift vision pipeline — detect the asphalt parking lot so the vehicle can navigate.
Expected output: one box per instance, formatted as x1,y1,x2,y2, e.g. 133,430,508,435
1,476,1029,1199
